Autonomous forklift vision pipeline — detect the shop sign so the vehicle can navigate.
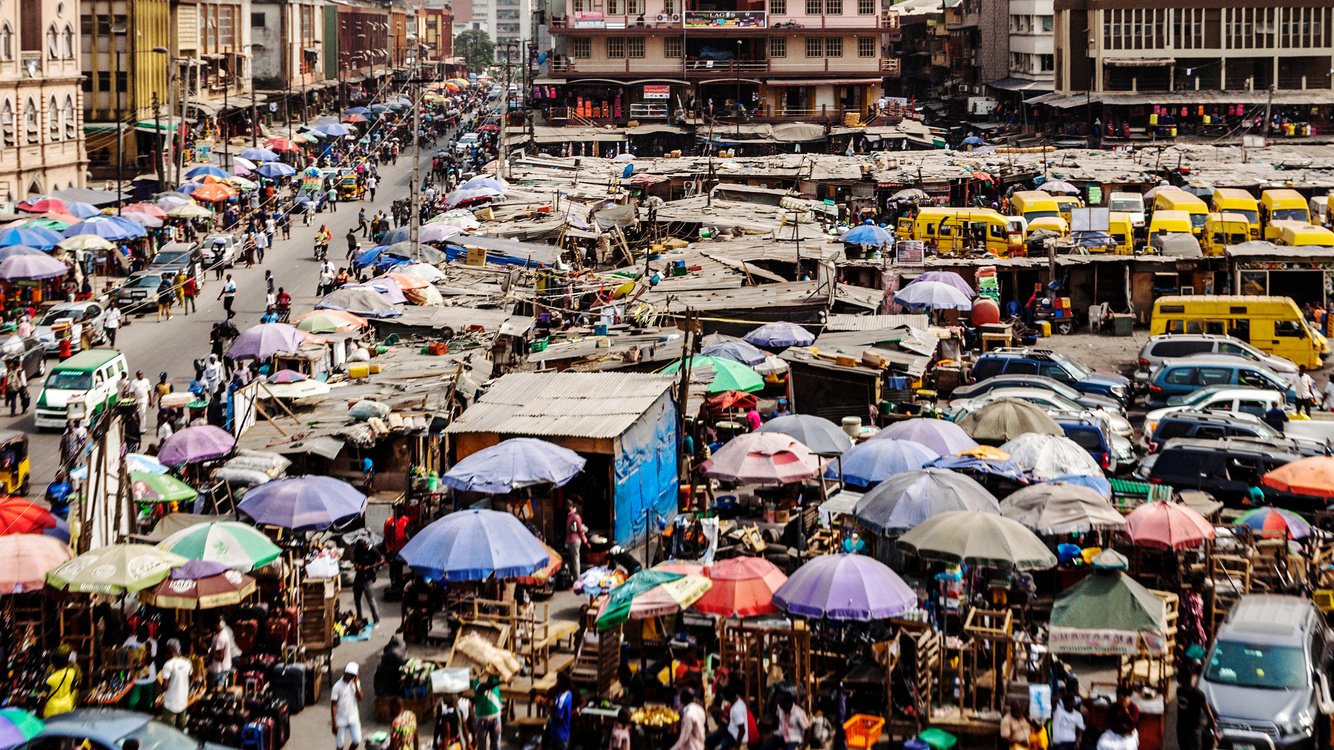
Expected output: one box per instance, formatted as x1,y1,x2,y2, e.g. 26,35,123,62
643,85,670,100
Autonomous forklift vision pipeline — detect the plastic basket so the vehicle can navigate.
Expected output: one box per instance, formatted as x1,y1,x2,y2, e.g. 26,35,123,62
843,714,885,750
917,727,958,750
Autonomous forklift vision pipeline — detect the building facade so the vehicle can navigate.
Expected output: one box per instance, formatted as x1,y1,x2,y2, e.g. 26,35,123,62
0,0,87,197
82,0,171,180
418,0,454,63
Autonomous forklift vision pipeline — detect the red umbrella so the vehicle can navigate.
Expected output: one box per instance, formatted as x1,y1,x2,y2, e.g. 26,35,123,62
1124,501,1214,550
0,498,56,535
342,114,368,124
265,138,301,153
17,197,67,214
693,557,788,618
705,390,757,417
479,123,500,132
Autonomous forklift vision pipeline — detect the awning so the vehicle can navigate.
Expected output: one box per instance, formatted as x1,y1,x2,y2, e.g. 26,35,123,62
345,74,366,83
303,47,320,54
1103,57,1175,67
626,123,686,136
766,78,882,87
533,77,567,85
989,77,1051,92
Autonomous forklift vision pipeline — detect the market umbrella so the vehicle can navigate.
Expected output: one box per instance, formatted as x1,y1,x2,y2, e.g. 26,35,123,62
154,191,194,206
700,339,768,366
232,157,258,175
57,234,115,252
268,369,308,384
0,226,61,249
192,183,237,203
240,147,280,162
460,176,506,192
70,452,167,481
16,197,67,214
999,482,1126,535
1124,501,1215,550
0,708,44,749
186,165,228,180
1047,473,1112,498
129,472,198,504
45,543,186,594
515,544,563,586
897,510,1057,570
264,138,301,153
167,204,213,220
1000,433,1102,480
758,414,854,456
343,114,368,124
743,322,815,349
692,557,787,618
121,212,163,228
224,176,258,191
773,554,915,621
871,417,978,455
293,309,369,333
394,262,446,283
705,390,757,417
444,187,503,209
840,223,894,247
832,439,938,487
908,271,975,298
353,279,408,305
157,425,235,466
0,245,44,262
400,508,550,582
658,356,763,394
345,106,372,115
226,322,310,361
441,438,586,494
1262,455,1334,498
256,162,297,179
14,216,71,230
237,475,367,531
853,468,999,534
316,123,353,137
427,210,481,230
315,287,401,318
958,399,1063,443
890,188,929,202
1233,507,1312,540
926,454,1029,482
1049,550,1167,656
62,215,145,240
157,520,282,571
62,202,103,219
418,223,464,244
121,203,168,219
1039,180,1080,196
701,432,821,485
0,254,66,281
0,534,73,593
141,560,256,609
894,280,973,311
595,569,712,630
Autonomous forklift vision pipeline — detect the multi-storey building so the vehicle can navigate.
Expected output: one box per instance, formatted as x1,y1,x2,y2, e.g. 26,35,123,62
173,0,256,143
82,0,171,180
0,0,87,197
418,0,455,65
252,0,328,125
541,0,889,123
988,0,1052,101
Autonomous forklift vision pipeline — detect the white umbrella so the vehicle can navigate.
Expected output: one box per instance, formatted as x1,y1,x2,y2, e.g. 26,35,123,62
1000,434,1103,480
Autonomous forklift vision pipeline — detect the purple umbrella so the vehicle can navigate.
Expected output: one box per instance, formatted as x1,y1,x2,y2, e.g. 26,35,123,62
237,475,367,531
400,508,550,581
157,425,236,466
908,271,976,299
773,554,916,621
0,253,66,281
743,322,815,349
226,323,309,361
170,559,230,579
871,417,979,455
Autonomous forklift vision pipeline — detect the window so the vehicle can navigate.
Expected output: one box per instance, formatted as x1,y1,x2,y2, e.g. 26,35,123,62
1039,53,1053,71
662,0,674,13
805,0,821,15
218,5,236,49
47,96,58,140
251,12,265,26
571,37,591,57
607,0,623,14
20,0,40,51
1040,14,1052,31
1,24,13,60
22,99,37,144
825,37,841,56
665,37,682,57
627,0,644,14
62,95,74,139
769,0,785,13
0,100,12,146
46,24,58,59
769,36,786,57
628,37,645,57
857,0,873,13
1276,320,1305,337
857,36,874,56
61,24,73,58
805,37,821,56
825,0,842,13
608,37,626,57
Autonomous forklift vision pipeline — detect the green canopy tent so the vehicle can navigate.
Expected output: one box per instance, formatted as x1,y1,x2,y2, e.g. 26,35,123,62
1049,550,1169,658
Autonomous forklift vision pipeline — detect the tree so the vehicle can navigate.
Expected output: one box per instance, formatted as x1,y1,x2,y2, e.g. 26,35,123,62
454,29,494,73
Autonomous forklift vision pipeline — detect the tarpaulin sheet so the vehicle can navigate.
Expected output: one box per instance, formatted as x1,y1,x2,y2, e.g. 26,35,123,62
612,390,679,545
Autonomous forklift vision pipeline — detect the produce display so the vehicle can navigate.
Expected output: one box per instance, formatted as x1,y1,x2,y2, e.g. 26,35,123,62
630,705,679,727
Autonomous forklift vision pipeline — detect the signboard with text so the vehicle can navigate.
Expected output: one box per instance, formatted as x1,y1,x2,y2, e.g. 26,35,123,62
643,85,670,100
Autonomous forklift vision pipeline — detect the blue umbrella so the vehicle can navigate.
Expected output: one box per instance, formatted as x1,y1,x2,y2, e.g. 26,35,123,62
176,182,201,195
382,227,410,245
926,454,1029,482
0,226,62,249
237,475,368,531
829,439,939,487
841,223,894,246
62,216,145,241
743,322,814,349
960,135,984,146
186,165,229,179
700,339,767,366
399,508,550,582
256,162,296,178
852,468,1000,533
239,147,280,162
316,123,352,137
442,437,586,494
64,202,102,219
1046,474,1112,498
353,246,387,270
344,107,372,116
369,104,390,113
893,280,973,311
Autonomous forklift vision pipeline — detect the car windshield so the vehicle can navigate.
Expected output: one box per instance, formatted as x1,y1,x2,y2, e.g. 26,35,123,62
155,252,190,265
120,718,202,750
128,276,159,288
1273,208,1308,222
1109,199,1142,212
36,308,78,325
1051,353,1092,380
1205,641,1307,690
45,371,91,390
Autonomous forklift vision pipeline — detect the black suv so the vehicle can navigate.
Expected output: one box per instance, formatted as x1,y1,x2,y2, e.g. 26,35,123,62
1143,437,1328,507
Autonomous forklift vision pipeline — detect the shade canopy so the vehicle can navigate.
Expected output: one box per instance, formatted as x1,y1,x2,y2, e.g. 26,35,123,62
157,520,282,572
237,475,367,531
129,472,198,504
701,432,821,485
45,543,186,594
700,339,768,366
999,482,1126,534
853,468,999,534
959,399,1063,442
142,562,257,609
832,439,939,487
1001,433,1104,480
442,438,587,494
0,498,57,535
897,510,1057,570
227,323,311,361
743,322,815,349
659,356,763,394
871,418,979,455
758,414,854,456
1049,563,1168,656
399,508,550,582
893,281,973,311
157,425,236,466
907,271,975,298
773,554,915,621
1262,456,1334,498
692,557,788,618
596,570,712,629
0,254,66,281
1233,507,1312,540
840,224,894,246
0,708,44,750
1124,501,1215,550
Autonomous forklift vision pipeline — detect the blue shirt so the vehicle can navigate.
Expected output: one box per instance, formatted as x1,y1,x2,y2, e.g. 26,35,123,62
260,312,279,324
547,690,572,743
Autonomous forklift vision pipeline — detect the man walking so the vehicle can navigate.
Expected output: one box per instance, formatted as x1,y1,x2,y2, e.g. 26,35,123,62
351,538,383,627
218,274,237,316
566,501,588,583
331,663,364,750
103,303,121,346
472,674,503,750
158,639,192,729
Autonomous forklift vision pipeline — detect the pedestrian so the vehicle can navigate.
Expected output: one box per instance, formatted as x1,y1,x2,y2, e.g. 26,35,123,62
156,276,174,322
776,692,809,750
181,275,197,315
367,175,378,202
1294,365,1317,416
2,361,22,416
472,675,503,750
155,371,173,404
705,685,749,750
1096,685,1140,750
158,639,191,728
357,208,367,238
207,618,234,689
279,210,291,240
566,501,588,582
611,708,631,750
264,214,276,248
347,228,359,261
1262,402,1288,433
331,663,364,750
254,229,269,264
351,538,383,627
40,652,78,719
104,303,121,346
543,672,574,750
671,687,706,750
327,185,339,212
122,623,158,713
218,274,237,315
129,369,152,424
1052,691,1085,750
1176,662,1218,750
265,270,275,296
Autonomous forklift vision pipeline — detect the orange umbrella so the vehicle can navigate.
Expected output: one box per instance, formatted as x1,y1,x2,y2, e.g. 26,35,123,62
1124,501,1214,550
265,138,301,153
385,272,430,291
191,183,237,203
515,544,563,585
1262,455,1334,498
693,556,788,618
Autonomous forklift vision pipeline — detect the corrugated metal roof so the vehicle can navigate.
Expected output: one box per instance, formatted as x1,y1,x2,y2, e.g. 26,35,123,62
826,313,931,331
446,372,676,438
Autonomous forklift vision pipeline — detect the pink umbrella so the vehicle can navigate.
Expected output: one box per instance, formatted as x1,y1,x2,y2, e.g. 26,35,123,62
1124,501,1215,550
0,534,73,593
158,425,237,466
701,432,821,485
120,211,164,228
122,203,168,219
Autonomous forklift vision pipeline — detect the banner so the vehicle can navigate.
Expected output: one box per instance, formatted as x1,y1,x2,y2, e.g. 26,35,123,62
643,85,670,100
1049,627,1165,656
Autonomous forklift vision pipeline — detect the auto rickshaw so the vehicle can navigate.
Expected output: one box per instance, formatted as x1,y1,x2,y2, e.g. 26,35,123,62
337,171,362,200
0,430,29,495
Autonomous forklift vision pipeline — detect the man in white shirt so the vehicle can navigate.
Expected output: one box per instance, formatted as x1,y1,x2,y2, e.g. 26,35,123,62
705,686,748,750
1052,692,1086,750
331,662,364,750
129,370,152,425
776,692,809,750
123,624,158,712
1294,365,1318,416
207,618,234,688
217,274,238,316
158,639,193,729
103,304,121,347
670,688,706,750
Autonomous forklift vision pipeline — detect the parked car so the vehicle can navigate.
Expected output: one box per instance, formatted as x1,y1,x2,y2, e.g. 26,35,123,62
1144,386,1288,437
0,334,47,379
1136,333,1299,378
1146,410,1289,452
115,272,170,315
1055,415,1134,473
148,241,200,278
200,234,239,268
1203,595,1333,750
456,132,480,154
1143,436,1324,505
31,301,107,355
970,348,1131,405
1146,356,1291,404
948,387,1133,438
15,708,233,750
948,374,1125,414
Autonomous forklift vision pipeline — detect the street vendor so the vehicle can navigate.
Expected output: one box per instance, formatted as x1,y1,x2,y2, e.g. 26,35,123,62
123,623,159,712
40,651,79,718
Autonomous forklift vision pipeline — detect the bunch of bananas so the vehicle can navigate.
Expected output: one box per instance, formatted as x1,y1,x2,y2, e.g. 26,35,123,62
630,705,680,727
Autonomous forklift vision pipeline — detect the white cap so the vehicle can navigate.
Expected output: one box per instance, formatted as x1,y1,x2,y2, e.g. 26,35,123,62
345,662,359,675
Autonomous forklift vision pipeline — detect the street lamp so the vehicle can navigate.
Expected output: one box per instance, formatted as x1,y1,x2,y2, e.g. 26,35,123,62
111,20,126,214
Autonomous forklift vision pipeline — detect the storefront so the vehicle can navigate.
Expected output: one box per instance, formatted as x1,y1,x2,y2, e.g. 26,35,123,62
1227,245,1334,307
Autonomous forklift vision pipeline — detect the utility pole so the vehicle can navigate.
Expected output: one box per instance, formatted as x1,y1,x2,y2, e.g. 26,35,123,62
1262,83,1275,141
165,69,176,184
251,67,260,147
112,24,126,214
152,93,164,185
223,83,230,169
499,42,514,180
177,65,190,185
409,40,422,261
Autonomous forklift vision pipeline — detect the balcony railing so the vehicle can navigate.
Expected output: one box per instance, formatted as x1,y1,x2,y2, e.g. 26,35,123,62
548,56,884,76
683,10,766,28
554,9,882,30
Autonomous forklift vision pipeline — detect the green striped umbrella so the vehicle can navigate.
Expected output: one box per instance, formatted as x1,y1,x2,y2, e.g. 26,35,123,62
45,544,186,594
659,356,763,394
157,521,282,573
129,472,198,504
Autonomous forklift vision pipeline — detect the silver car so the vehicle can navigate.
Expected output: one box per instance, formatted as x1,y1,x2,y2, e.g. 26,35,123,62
32,301,107,355
1136,333,1299,380
201,234,239,269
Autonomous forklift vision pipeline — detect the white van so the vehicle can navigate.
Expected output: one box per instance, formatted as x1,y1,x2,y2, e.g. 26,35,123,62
1109,192,1146,228
35,348,128,430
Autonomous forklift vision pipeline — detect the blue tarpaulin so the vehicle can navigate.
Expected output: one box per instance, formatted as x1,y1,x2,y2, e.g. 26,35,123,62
612,391,679,545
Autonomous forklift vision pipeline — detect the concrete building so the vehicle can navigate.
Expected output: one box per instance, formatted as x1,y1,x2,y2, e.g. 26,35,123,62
0,0,87,197
81,0,171,181
461,0,529,56
418,0,455,64
989,0,1053,100
252,0,328,108
171,0,257,148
